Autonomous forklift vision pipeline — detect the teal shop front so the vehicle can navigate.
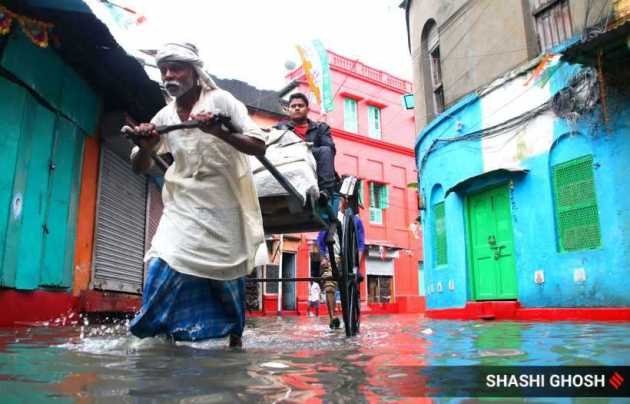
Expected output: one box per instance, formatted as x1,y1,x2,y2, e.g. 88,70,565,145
0,29,101,291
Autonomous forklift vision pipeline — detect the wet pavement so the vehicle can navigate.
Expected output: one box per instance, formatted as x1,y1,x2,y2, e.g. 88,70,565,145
1,314,629,402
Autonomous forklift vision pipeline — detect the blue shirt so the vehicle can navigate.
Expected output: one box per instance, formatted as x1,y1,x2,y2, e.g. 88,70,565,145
317,214,365,255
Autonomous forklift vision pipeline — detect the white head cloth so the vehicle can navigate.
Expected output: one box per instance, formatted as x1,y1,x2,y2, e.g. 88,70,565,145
155,42,219,90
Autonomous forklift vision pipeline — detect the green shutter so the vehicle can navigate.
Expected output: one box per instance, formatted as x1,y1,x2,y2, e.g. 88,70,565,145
368,106,381,139
344,98,357,132
0,79,29,285
1,29,64,112
41,118,84,287
370,208,383,224
1,29,101,134
380,185,389,208
368,106,374,136
368,182,383,224
434,202,447,266
369,182,376,208
552,155,601,252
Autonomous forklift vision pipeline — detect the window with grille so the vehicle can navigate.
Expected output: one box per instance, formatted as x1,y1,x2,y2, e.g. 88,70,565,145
422,20,444,120
368,105,382,139
430,46,444,114
552,155,601,252
532,0,573,51
367,275,392,303
343,97,358,133
264,264,279,294
369,182,389,224
429,44,444,115
433,202,447,266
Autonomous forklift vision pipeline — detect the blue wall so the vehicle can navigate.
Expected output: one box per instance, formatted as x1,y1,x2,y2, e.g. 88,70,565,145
416,62,630,310
416,95,483,309
514,64,630,307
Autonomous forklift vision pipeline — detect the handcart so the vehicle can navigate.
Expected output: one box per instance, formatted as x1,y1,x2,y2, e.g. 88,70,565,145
122,117,362,336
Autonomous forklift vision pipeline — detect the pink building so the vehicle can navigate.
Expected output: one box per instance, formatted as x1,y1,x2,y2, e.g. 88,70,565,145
257,50,425,315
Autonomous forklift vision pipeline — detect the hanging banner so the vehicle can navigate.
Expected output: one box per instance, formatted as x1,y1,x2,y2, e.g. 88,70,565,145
101,0,146,29
0,5,54,47
82,0,148,55
295,39,334,113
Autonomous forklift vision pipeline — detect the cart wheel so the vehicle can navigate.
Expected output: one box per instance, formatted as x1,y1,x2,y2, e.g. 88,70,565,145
340,208,360,337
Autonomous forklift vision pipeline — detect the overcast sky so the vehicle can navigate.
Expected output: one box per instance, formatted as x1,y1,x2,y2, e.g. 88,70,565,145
90,0,412,90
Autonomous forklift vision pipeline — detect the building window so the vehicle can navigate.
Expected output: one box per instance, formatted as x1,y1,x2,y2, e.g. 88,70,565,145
369,182,389,224
433,202,447,266
343,97,358,132
367,105,382,139
357,179,365,207
367,275,392,303
429,45,444,114
552,155,601,252
264,264,279,294
421,20,444,121
532,0,573,51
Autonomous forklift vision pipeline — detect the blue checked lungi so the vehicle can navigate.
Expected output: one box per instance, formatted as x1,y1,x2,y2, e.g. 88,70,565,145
129,258,246,341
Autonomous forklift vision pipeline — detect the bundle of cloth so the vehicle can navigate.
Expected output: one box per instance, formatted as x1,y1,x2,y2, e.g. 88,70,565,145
249,128,318,204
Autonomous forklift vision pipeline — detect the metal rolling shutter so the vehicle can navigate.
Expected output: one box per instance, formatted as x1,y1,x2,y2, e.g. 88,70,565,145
93,145,147,294
145,180,163,253
143,180,164,283
366,257,394,276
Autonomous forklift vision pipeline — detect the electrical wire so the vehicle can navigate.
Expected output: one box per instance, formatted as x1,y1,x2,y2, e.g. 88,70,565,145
417,100,551,173
438,0,494,64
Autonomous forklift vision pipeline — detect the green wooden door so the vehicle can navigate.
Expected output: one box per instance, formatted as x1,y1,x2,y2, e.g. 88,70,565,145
0,79,29,286
1,87,56,289
41,118,84,287
468,184,517,300
0,30,98,290
14,98,57,290
0,81,84,290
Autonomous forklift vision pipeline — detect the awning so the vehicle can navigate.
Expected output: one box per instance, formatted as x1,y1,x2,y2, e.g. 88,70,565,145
562,21,630,66
366,244,400,260
445,167,528,197
365,240,401,249
21,0,164,122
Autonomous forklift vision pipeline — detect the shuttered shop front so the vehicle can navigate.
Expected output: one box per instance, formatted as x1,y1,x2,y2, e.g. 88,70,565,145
92,145,147,294
145,180,163,255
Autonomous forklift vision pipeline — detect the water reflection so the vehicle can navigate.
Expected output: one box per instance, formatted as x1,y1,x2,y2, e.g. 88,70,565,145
0,315,629,402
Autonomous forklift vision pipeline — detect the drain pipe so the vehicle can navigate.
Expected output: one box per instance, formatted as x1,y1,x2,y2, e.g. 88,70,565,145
277,234,284,317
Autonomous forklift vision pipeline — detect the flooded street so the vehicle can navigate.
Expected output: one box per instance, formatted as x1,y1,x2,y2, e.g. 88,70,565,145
1,315,630,402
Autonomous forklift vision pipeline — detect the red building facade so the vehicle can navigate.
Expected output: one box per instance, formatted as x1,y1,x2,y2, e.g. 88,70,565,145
258,51,424,315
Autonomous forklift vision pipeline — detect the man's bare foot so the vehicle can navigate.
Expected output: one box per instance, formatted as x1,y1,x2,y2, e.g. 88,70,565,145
229,334,242,348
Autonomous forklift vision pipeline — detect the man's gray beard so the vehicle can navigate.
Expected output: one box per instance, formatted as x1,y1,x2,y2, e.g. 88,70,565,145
164,80,194,98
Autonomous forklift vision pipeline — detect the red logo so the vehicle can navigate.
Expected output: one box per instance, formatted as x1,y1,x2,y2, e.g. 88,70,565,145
610,371,624,390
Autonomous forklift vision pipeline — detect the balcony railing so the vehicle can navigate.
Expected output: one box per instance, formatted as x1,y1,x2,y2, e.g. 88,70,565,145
287,50,413,93
328,51,413,93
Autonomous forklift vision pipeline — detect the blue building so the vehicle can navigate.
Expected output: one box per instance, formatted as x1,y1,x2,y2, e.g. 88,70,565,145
412,16,630,318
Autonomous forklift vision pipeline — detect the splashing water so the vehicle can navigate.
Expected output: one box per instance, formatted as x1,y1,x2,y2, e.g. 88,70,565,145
1,315,630,402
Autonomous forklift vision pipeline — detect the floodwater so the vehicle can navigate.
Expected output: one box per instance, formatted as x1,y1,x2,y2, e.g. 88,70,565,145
1,314,629,403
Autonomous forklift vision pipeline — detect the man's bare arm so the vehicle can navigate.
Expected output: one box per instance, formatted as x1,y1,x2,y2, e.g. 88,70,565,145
128,123,160,173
